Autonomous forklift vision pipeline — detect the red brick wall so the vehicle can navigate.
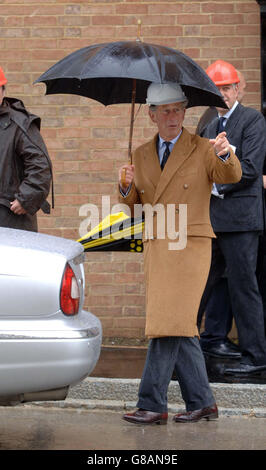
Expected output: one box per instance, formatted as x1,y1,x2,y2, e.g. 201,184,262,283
0,0,262,339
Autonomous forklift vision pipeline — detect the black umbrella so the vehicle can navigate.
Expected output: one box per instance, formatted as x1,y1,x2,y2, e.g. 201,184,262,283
35,40,225,107
35,39,226,162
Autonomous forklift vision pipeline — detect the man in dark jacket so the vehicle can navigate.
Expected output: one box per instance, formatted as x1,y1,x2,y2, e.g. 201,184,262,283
0,67,52,232
197,60,266,376
196,70,247,360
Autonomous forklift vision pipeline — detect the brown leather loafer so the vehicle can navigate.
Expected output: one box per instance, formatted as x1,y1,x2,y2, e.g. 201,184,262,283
123,409,168,425
173,404,218,423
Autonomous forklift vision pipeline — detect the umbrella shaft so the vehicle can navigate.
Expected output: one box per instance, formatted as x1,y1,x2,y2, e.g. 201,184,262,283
128,78,137,164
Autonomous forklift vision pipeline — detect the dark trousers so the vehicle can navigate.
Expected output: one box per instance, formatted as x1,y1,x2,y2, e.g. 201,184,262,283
257,233,266,335
136,337,215,413
197,231,266,366
202,277,233,344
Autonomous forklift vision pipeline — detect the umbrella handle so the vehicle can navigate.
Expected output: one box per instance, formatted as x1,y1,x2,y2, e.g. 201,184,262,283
121,168,127,188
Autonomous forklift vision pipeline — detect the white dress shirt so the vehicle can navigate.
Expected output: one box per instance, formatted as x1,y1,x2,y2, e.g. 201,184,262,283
212,101,238,198
157,130,182,166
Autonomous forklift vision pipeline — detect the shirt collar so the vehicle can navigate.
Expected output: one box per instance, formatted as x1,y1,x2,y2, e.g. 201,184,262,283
158,129,182,149
219,100,239,120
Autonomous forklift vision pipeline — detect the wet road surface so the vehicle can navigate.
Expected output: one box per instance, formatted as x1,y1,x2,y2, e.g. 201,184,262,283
0,405,265,450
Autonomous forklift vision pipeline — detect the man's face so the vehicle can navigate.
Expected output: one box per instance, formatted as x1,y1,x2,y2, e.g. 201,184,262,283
237,74,246,103
217,83,239,115
0,86,5,106
149,102,186,141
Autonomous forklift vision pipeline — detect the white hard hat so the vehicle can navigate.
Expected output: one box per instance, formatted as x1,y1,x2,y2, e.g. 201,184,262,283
146,82,188,106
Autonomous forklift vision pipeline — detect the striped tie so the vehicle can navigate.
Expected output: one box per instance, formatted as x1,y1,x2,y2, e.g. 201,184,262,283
161,141,171,170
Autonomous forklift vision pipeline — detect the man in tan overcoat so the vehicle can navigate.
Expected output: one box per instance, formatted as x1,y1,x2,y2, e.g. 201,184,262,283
118,83,242,425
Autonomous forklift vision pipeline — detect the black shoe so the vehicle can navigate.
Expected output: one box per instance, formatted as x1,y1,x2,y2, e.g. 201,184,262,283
123,409,168,425
224,362,266,375
201,341,241,359
225,339,240,352
173,404,218,423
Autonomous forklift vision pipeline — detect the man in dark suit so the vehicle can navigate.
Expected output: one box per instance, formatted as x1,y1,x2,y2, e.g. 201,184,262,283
197,60,266,375
257,158,266,336
196,70,247,360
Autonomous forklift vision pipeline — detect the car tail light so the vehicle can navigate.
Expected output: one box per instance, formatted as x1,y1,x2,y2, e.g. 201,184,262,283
60,263,80,315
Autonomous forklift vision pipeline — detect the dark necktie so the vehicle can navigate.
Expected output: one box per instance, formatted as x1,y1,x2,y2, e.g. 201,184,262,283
161,141,171,170
217,116,226,135
215,117,227,194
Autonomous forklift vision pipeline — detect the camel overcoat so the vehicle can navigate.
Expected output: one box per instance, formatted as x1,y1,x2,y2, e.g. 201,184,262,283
119,128,242,338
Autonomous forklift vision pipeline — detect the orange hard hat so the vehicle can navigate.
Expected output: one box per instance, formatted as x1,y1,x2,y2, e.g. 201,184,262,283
206,60,240,86
0,67,7,87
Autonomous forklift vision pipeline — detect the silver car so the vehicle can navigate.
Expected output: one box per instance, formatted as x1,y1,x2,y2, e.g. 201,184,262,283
0,227,102,405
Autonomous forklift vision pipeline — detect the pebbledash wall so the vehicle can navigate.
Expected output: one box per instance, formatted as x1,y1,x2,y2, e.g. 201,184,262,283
0,0,262,340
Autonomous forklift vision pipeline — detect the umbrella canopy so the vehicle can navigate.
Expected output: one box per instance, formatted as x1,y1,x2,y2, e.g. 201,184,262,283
77,212,144,253
35,40,226,109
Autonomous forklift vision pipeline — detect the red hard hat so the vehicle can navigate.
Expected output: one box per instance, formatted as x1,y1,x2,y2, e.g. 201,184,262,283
0,67,7,87
206,60,240,86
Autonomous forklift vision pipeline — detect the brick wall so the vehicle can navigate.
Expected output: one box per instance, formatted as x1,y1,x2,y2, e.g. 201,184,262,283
0,0,262,340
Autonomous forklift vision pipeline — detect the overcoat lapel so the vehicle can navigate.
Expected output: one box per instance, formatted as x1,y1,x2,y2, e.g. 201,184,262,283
153,128,196,205
206,103,242,140
142,134,161,190
223,103,242,141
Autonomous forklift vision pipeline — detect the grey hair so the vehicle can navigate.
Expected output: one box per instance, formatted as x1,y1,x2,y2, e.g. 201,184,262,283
149,100,188,111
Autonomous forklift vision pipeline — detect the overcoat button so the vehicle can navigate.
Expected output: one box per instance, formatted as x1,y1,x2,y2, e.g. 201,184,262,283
140,189,145,194
184,184,188,189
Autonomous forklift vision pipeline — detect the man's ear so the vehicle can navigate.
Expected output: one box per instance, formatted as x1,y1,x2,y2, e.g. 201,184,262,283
149,107,157,124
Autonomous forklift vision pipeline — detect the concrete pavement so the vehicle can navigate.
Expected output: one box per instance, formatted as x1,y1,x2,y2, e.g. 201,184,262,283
0,405,265,450
66,377,266,417
1,377,265,451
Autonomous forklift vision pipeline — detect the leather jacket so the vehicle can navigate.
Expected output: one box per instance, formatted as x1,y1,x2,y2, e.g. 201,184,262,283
0,97,53,217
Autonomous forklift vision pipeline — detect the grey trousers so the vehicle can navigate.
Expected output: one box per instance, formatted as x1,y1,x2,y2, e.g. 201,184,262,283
137,337,215,413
